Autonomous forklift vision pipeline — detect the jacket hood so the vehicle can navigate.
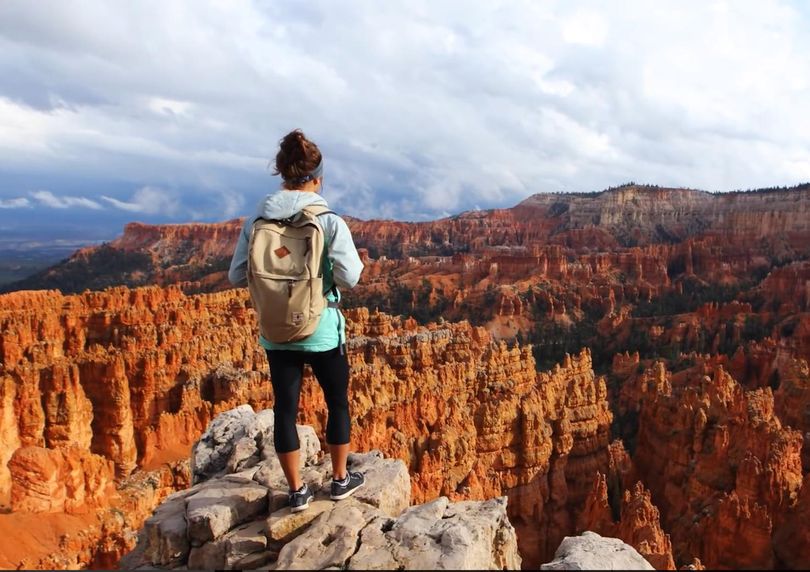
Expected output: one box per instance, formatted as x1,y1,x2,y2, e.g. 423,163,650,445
255,190,328,220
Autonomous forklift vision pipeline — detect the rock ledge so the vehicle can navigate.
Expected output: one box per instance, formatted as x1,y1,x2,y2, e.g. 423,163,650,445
120,406,522,570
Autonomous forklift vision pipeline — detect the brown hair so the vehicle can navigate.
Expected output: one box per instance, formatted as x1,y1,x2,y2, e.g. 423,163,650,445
273,129,322,187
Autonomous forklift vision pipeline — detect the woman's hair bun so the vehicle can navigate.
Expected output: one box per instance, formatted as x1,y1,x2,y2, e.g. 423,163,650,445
280,129,306,154
274,129,321,184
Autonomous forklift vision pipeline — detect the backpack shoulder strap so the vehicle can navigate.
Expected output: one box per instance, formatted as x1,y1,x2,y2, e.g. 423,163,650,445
301,204,336,217
251,216,280,232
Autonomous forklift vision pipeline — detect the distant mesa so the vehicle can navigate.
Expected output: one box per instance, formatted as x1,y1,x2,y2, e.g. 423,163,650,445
1,183,808,295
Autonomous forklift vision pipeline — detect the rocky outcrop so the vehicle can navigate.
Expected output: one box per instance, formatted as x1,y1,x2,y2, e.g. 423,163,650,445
8,444,114,514
121,407,522,571
540,531,654,570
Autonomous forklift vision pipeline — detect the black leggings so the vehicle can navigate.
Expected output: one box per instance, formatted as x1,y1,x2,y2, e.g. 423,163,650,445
266,346,350,453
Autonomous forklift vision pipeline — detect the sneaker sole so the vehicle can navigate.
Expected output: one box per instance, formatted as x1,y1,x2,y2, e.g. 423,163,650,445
330,479,365,501
290,497,312,513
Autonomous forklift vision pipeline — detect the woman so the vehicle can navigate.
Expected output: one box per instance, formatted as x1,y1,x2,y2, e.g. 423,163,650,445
228,129,365,512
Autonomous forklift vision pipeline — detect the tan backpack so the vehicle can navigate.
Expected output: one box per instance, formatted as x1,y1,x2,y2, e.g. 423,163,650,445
247,204,334,343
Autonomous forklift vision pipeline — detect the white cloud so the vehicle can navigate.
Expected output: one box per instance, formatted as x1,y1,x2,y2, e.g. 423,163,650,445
30,190,102,209
0,197,30,208
0,0,807,225
148,97,192,117
218,189,245,219
562,10,609,46
101,186,181,215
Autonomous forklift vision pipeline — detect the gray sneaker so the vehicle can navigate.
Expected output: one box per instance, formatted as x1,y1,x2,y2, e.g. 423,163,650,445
289,484,313,513
330,471,365,500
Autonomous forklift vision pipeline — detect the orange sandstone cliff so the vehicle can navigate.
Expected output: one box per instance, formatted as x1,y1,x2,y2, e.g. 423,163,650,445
579,474,676,570
0,286,613,568
614,356,807,569
1,288,808,568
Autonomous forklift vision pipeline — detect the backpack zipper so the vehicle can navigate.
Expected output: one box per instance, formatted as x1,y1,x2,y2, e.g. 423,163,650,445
287,280,294,297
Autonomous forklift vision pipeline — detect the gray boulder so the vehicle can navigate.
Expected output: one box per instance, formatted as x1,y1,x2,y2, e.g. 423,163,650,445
344,450,411,517
191,405,257,483
274,500,384,570
185,480,269,545
347,496,520,570
191,407,321,485
187,519,269,570
141,491,192,566
541,531,654,570
273,495,521,570
251,425,321,490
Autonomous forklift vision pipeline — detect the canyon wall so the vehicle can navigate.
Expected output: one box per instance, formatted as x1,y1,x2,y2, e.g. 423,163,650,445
613,356,808,569
578,474,676,570
2,284,808,568
0,286,613,568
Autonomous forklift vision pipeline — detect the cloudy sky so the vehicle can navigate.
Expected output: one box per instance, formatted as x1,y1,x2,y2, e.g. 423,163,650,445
1,0,809,243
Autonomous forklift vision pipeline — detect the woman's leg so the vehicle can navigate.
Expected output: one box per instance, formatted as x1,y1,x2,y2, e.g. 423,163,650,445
328,443,350,481
266,349,305,491
308,346,351,480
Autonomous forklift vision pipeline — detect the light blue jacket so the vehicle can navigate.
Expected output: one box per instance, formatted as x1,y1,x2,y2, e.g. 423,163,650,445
228,190,364,351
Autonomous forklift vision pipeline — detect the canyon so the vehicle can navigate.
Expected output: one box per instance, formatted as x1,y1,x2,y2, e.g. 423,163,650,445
1,286,615,568
1,184,809,569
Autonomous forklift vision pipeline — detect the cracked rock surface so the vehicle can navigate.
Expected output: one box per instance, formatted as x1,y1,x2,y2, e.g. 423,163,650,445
120,406,522,570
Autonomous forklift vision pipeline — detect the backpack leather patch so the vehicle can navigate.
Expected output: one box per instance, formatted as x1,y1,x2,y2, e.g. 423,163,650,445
274,245,291,259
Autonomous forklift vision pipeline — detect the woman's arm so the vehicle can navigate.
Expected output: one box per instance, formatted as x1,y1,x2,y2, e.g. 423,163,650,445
322,214,364,288
228,219,252,287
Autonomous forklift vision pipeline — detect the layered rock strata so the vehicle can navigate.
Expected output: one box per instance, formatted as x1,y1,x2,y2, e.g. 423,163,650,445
6,187,809,315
